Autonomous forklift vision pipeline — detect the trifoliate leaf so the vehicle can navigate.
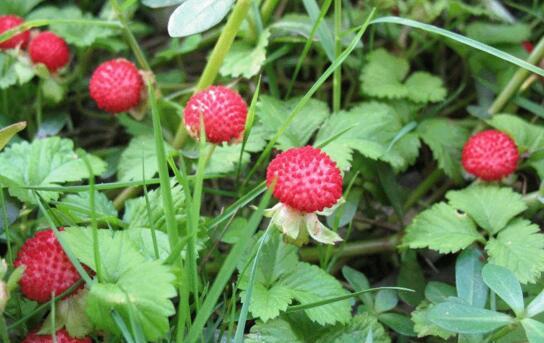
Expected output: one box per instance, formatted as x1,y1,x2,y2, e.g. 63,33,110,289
0,137,106,204
403,203,483,254
257,96,329,151
315,313,390,343
360,49,409,99
123,180,186,232
28,6,115,47
411,301,455,340
417,118,469,181
486,219,544,284
54,191,120,226
465,22,530,45
315,102,420,171
220,29,270,78
60,227,177,341
446,186,527,235
117,134,174,182
405,72,447,103
243,283,293,322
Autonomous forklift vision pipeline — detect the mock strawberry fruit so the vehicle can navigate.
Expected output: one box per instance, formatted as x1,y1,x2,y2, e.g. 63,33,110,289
461,130,519,181
265,146,343,245
15,229,81,303
22,329,91,343
183,85,248,144
267,146,343,213
523,41,534,53
89,58,144,113
0,15,30,50
29,31,70,72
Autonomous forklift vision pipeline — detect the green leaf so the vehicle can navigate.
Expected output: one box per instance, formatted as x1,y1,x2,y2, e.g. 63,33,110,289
167,0,234,37
0,0,44,15
403,203,482,254
40,289,92,338
0,122,26,151
315,102,420,171
220,29,270,78
41,78,64,103
0,53,35,89
446,186,526,235
28,6,114,47
378,313,415,337
360,49,409,99
527,290,544,318
60,227,177,341
482,264,524,315
455,248,488,308
397,251,425,306
374,290,398,313
488,114,544,153
257,96,329,151
404,72,447,103
246,316,306,343
123,180,186,232
118,135,174,182
342,266,373,308
143,0,185,8
55,191,119,225
465,22,530,45
411,301,454,340
417,118,469,181
485,219,544,284
0,137,106,204
522,318,544,343
428,301,513,334
316,313,391,343
424,282,456,304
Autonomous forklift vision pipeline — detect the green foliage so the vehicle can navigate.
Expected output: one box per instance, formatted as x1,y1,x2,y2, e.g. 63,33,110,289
167,0,235,37
315,102,420,171
54,191,119,225
0,53,35,90
465,22,530,45
221,29,270,78
238,232,351,325
360,49,446,103
0,137,106,204
60,227,177,341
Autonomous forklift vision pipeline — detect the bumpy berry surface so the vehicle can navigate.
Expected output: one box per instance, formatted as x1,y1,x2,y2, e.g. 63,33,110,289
15,229,81,303
89,58,143,113
29,31,70,72
183,86,248,144
266,146,343,213
22,329,91,343
0,15,30,49
461,130,519,181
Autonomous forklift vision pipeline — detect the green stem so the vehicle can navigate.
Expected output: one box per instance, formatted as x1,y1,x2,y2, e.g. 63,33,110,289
488,35,544,115
0,189,13,266
403,169,444,210
300,235,399,262
0,315,10,343
112,186,140,210
484,324,515,343
172,0,252,149
109,0,151,71
35,80,42,136
332,0,342,113
261,0,280,23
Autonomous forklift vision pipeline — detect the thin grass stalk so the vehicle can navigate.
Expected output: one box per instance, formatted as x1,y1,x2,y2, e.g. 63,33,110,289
333,0,342,113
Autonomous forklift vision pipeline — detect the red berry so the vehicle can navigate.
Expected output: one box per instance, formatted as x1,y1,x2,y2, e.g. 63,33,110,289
22,329,91,343
523,41,534,53
89,58,143,113
15,229,81,303
29,31,70,72
266,146,343,213
183,86,248,144
0,15,30,49
461,130,519,181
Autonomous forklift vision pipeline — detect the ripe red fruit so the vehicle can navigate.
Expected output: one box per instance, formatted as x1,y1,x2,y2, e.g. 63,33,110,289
183,86,248,144
0,15,30,49
22,329,91,343
29,31,70,72
89,58,143,113
461,130,519,181
266,146,343,213
15,229,81,303
523,41,534,53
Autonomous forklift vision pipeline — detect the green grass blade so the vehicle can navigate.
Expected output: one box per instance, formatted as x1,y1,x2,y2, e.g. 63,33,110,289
302,0,336,62
186,187,274,343
243,8,376,186
111,310,136,343
370,16,544,77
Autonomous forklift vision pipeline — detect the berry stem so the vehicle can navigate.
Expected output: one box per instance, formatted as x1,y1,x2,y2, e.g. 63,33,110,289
172,0,252,149
488,35,544,115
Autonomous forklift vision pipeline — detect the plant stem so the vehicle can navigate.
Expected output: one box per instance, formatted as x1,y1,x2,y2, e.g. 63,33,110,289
488,35,544,115
332,0,342,113
0,189,13,266
0,315,10,343
172,0,252,149
261,0,280,23
299,235,399,262
403,169,444,210
110,0,151,71
112,186,140,210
